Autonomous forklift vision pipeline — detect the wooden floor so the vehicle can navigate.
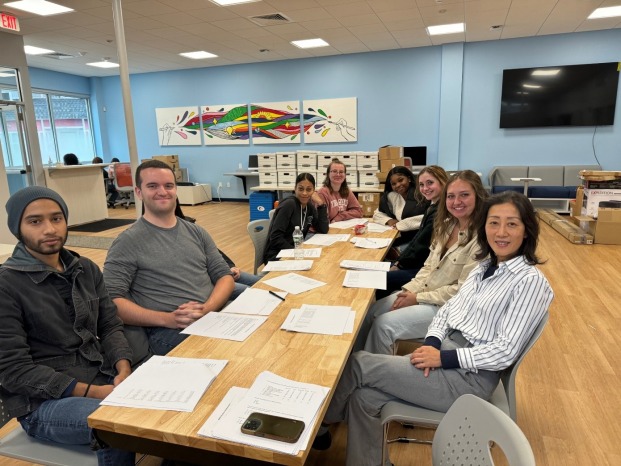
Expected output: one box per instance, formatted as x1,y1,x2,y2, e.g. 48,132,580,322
1,201,619,466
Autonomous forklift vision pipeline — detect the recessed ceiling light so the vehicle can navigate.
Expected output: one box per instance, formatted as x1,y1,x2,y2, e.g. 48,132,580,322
532,69,560,76
291,38,329,49
427,23,465,36
24,45,55,55
179,51,218,60
5,0,73,16
209,0,260,6
588,6,621,19
87,61,119,69
523,83,541,89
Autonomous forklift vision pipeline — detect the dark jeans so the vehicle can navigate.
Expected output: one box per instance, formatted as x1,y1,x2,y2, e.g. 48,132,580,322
376,267,421,299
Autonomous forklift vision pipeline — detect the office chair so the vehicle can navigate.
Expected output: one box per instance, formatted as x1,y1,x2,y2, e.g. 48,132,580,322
0,391,98,466
246,219,270,274
432,394,536,466
380,312,549,460
113,163,135,209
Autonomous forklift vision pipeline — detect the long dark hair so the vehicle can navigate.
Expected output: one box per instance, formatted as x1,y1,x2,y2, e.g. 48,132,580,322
434,170,488,245
383,166,416,194
475,191,541,265
322,158,350,198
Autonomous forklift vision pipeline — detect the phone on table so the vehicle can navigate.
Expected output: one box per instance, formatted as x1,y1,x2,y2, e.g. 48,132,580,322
241,412,305,443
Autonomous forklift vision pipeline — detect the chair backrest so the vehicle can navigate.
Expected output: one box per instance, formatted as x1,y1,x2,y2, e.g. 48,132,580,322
432,394,535,466
497,312,549,421
113,163,134,191
246,219,270,274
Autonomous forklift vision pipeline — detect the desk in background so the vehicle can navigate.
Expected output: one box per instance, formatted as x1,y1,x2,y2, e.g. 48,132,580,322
224,171,260,195
44,164,109,227
89,226,397,465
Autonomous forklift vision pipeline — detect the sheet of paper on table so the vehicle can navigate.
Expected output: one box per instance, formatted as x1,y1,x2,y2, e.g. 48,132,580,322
342,270,387,290
181,312,267,341
340,259,391,271
221,288,287,316
262,260,313,272
281,304,354,335
263,272,326,295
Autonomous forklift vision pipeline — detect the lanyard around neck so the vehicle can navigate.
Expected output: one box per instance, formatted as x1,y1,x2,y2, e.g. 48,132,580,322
300,206,307,228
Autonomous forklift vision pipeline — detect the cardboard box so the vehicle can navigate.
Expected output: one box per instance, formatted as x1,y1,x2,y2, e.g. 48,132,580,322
378,146,403,160
380,157,407,173
577,208,621,245
358,192,381,217
581,188,621,217
153,155,179,170
538,209,593,245
572,186,583,217
173,169,183,182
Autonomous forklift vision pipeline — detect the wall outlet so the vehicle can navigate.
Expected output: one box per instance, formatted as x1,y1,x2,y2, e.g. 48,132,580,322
226,182,230,188
218,182,223,188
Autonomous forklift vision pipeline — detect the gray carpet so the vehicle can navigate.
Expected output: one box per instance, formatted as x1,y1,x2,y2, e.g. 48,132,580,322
65,235,115,250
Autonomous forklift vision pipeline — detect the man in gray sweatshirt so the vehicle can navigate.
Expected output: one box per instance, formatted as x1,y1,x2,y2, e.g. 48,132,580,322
103,160,234,361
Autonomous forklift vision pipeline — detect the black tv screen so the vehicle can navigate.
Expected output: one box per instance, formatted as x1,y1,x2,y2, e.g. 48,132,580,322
500,62,620,128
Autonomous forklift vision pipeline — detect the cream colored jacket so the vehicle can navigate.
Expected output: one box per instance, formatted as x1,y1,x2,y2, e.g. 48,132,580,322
402,226,482,306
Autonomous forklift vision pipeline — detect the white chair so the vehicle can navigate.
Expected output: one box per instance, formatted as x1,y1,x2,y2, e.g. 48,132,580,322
432,394,535,466
247,219,270,274
381,313,549,456
0,393,98,466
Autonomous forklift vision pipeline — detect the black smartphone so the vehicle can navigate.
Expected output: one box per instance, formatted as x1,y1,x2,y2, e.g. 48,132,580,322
241,412,305,443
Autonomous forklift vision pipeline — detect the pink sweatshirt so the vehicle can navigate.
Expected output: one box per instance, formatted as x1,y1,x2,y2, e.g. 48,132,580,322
316,186,363,223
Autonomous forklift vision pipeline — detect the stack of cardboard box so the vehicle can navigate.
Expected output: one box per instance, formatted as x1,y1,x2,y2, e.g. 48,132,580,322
152,155,182,182
571,170,621,245
358,192,381,217
378,146,408,187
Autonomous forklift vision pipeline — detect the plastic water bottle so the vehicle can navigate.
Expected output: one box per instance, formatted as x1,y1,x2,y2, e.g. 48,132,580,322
293,226,304,260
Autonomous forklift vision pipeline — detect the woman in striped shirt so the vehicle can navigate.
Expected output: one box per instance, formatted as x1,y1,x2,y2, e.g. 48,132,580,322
314,191,554,466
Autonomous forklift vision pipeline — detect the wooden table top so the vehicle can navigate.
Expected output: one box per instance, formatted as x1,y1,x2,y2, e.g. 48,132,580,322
88,226,397,465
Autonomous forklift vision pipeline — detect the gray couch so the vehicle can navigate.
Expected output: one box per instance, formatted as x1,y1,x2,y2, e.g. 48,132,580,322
489,165,601,198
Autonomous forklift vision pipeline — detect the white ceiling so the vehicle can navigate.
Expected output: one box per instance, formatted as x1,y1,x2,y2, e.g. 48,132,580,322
4,0,621,78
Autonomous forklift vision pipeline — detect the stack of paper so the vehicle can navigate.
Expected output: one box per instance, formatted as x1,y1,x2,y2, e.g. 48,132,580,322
304,233,350,246
101,356,227,412
263,273,326,295
181,312,267,341
330,218,367,229
340,259,391,271
221,288,287,316
199,371,329,455
281,304,355,335
366,223,393,233
276,248,322,258
262,260,313,272
342,270,387,290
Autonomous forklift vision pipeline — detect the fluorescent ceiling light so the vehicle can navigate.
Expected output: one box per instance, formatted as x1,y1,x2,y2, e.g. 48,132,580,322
179,51,218,60
291,38,329,49
5,0,73,16
87,61,119,69
209,0,260,6
523,84,541,89
532,69,560,76
427,23,465,36
588,6,621,19
24,45,55,55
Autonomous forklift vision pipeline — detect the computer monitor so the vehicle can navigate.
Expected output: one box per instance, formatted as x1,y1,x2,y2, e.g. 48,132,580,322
248,155,258,171
403,146,427,167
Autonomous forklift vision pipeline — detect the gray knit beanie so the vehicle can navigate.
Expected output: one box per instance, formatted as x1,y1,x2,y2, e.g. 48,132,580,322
5,186,69,238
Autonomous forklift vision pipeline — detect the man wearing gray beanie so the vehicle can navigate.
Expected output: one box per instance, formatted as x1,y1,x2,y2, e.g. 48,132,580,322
0,186,136,465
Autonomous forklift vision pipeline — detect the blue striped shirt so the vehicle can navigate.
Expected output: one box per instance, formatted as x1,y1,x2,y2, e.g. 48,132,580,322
426,255,554,372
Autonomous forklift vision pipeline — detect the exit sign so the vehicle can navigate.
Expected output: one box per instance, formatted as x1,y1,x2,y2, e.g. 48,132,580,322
1,12,19,32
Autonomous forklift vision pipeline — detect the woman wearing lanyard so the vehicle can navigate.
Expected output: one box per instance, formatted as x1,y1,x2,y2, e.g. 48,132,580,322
262,173,329,264
314,191,554,466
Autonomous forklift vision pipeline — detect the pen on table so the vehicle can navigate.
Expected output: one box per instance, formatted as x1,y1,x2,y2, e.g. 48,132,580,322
268,290,286,301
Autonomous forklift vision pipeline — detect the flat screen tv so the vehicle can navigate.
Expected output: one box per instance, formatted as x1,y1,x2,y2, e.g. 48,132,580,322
500,62,620,128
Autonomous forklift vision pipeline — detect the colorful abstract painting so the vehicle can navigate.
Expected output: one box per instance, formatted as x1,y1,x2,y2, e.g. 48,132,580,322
250,101,301,145
155,106,201,146
302,97,357,143
201,104,250,145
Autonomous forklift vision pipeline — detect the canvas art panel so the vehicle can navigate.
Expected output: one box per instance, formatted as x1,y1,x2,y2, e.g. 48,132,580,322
201,104,250,145
156,106,201,146
250,101,301,145
302,97,357,143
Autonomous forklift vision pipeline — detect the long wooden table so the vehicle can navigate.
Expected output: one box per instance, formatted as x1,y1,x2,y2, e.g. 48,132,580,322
89,226,397,465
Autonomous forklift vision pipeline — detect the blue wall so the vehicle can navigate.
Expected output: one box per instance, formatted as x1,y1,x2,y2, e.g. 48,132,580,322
32,29,621,198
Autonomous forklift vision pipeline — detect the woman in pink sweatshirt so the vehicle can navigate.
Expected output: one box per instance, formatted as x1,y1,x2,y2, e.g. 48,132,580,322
316,158,363,223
